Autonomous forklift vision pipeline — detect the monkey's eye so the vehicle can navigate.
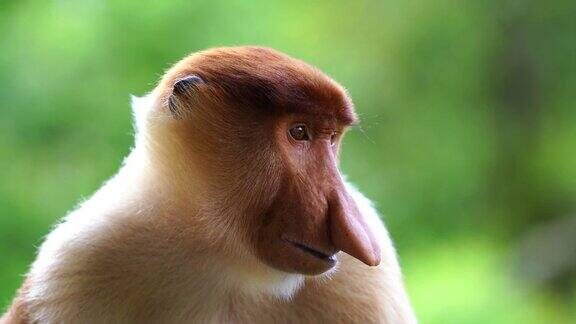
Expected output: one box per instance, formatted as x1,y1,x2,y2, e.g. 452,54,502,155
289,125,309,141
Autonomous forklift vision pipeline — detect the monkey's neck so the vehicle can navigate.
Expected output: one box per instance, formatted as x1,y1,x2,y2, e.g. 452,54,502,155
83,149,306,315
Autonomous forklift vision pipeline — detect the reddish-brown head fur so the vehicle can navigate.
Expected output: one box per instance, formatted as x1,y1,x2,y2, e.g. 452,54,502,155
151,46,380,275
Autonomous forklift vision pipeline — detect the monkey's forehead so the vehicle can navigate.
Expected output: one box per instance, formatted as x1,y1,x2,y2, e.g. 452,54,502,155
158,46,358,125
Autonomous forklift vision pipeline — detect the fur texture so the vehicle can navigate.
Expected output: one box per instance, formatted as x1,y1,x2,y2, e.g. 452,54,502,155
1,47,416,323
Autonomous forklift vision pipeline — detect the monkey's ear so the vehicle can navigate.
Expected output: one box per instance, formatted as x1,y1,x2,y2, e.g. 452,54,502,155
168,74,205,118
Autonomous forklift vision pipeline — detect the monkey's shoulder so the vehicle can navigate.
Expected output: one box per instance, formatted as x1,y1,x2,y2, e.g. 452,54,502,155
21,210,189,323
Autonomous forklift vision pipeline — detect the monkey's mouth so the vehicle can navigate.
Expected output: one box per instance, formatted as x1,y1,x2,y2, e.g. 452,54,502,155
283,238,337,264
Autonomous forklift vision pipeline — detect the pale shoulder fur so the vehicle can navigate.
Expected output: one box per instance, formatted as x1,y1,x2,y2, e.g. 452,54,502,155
3,93,416,324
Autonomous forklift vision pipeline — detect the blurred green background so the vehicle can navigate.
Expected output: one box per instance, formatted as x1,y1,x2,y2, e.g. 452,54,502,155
1,0,575,322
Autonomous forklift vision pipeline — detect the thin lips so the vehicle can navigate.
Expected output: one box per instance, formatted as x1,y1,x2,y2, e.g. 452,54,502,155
283,238,337,263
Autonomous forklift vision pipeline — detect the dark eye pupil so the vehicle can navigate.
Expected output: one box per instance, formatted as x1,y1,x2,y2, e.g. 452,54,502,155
290,125,308,141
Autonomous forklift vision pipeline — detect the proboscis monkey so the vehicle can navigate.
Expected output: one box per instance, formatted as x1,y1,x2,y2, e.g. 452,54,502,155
1,47,416,324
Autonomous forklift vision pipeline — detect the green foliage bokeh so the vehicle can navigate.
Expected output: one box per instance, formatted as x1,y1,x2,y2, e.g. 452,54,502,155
1,1,575,322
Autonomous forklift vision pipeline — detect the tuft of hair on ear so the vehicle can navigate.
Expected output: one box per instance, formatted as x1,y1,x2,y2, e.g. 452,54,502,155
130,93,154,136
168,74,205,118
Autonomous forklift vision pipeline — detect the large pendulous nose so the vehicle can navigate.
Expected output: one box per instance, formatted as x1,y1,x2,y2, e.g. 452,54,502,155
328,189,381,266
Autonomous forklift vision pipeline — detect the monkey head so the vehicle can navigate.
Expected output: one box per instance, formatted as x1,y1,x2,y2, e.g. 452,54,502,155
144,47,380,276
